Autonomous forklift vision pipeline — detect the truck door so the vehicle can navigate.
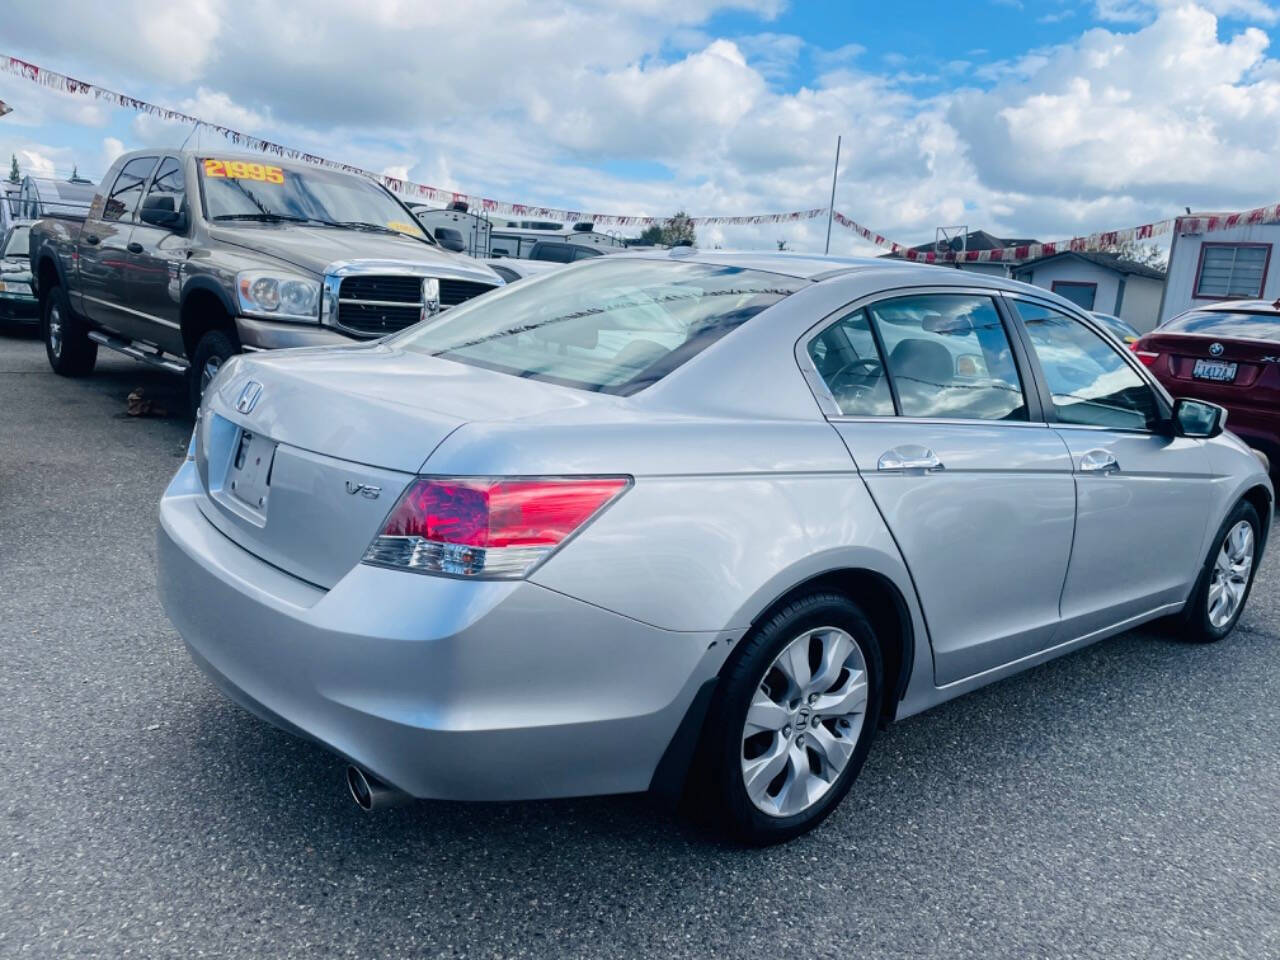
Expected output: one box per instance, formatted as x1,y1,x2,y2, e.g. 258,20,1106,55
127,156,188,355
77,155,157,336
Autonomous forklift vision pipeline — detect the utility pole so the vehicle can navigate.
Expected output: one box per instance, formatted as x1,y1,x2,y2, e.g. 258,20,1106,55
824,135,841,255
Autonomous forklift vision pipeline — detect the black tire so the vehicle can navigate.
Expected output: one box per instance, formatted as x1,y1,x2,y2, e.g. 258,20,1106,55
1178,500,1262,643
41,283,97,377
700,591,883,845
187,328,239,414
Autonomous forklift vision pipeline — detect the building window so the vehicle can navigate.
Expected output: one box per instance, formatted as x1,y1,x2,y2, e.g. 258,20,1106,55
1194,243,1270,299
1051,281,1098,310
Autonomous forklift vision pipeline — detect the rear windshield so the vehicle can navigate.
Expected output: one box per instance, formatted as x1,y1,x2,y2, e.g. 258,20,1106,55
394,259,803,395
1160,311,1280,341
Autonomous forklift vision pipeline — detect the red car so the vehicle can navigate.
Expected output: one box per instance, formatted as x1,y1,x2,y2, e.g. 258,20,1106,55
1132,299,1280,469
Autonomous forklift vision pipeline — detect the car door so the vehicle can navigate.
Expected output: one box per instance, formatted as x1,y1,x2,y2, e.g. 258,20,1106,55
78,155,158,335
802,289,1077,685
1009,297,1214,636
126,156,188,355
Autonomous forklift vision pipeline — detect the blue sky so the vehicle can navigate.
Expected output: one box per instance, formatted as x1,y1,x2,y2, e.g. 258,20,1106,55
3,1,1280,252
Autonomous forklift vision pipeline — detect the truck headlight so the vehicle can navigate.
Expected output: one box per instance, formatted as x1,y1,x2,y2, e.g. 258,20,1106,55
236,271,320,322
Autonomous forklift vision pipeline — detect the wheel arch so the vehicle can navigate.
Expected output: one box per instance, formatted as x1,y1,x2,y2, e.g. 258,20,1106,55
180,281,238,359
739,566,916,722
35,251,65,299
649,562,922,807
1241,483,1273,556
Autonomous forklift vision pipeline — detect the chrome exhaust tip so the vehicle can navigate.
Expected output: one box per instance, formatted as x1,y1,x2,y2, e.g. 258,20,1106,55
346,765,409,811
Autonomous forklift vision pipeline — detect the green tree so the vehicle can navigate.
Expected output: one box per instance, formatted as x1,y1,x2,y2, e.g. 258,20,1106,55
637,224,664,246
661,210,696,247
7,154,19,184
1104,239,1167,272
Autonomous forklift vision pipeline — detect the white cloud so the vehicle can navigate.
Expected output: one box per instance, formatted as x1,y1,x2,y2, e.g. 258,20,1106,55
1,0,1279,253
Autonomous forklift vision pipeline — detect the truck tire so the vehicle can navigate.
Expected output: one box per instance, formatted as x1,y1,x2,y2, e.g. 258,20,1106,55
42,283,97,377
187,328,239,413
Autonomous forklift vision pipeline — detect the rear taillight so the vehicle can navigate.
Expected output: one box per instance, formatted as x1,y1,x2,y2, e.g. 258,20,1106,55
363,476,630,579
1130,342,1159,367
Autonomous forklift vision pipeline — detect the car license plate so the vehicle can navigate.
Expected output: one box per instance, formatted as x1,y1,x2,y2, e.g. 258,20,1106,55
226,430,276,511
1192,359,1237,382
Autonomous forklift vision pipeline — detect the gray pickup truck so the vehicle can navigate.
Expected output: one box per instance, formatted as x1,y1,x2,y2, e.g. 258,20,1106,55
29,149,503,410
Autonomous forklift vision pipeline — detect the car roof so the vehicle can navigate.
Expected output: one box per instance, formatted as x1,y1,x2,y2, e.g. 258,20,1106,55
616,248,1073,299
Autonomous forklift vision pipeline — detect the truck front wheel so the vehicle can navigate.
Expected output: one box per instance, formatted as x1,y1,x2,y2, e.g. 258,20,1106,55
187,328,239,413
42,284,97,377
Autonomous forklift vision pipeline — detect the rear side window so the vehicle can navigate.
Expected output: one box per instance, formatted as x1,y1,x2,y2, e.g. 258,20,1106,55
807,309,893,416
102,156,158,223
1017,302,1160,430
396,259,802,395
1161,310,1280,342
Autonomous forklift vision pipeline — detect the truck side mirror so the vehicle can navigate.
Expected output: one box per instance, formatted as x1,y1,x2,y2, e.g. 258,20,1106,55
140,195,187,232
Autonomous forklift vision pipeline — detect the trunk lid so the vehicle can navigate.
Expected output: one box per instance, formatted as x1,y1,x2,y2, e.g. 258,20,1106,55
1141,332,1280,403
194,341,598,587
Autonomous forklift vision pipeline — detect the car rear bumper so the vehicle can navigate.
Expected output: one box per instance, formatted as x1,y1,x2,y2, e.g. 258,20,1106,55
156,460,719,800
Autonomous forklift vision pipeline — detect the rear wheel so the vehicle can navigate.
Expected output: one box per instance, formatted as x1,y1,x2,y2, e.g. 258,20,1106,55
42,284,97,377
187,328,239,413
1179,500,1261,643
701,591,883,845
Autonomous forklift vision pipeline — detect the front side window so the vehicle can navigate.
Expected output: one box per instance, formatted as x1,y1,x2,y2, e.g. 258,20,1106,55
102,156,159,223
870,294,1028,421
144,157,186,210
1051,281,1097,310
1195,244,1269,299
1016,301,1160,430
395,259,802,395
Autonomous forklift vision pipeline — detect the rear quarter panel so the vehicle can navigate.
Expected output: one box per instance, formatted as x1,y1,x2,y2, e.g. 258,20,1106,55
424,416,922,650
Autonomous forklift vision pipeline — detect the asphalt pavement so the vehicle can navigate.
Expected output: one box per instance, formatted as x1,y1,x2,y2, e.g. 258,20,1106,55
1,328,1278,959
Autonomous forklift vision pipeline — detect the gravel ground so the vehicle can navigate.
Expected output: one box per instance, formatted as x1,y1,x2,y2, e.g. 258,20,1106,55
1,329,1277,960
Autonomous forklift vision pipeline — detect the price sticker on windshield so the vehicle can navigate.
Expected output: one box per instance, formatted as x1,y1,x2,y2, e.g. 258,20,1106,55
203,159,285,184
385,220,424,236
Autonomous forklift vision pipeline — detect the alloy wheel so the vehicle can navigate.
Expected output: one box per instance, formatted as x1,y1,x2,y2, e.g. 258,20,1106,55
47,302,63,359
740,626,868,818
200,356,222,396
1208,519,1254,629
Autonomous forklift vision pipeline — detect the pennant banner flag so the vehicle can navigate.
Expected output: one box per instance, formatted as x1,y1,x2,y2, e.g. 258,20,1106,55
6,53,1280,253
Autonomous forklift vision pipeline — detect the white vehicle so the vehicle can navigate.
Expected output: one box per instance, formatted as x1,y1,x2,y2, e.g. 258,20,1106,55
483,257,567,283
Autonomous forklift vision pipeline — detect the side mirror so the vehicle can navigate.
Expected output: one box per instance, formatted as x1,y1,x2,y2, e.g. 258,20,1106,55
1173,397,1227,438
140,195,187,231
433,227,466,253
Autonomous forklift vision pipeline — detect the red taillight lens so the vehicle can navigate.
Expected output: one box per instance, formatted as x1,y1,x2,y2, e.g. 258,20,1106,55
365,476,630,578
1130,342,1160,367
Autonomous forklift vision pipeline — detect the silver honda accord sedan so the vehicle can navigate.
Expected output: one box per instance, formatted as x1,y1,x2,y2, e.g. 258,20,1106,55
157,250,1271,844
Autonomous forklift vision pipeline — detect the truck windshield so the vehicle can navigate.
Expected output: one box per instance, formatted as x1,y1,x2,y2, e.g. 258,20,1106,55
393,259,803,395
198,159,428,241
2,225,29,257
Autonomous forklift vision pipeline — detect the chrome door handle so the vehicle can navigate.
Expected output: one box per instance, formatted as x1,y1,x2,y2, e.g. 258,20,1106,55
878,445,944,472
1080,449,1120,474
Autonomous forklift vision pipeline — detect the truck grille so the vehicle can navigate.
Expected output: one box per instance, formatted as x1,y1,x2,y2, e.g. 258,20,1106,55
340,275,423,303
334,274,496,337
439,279,494,306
